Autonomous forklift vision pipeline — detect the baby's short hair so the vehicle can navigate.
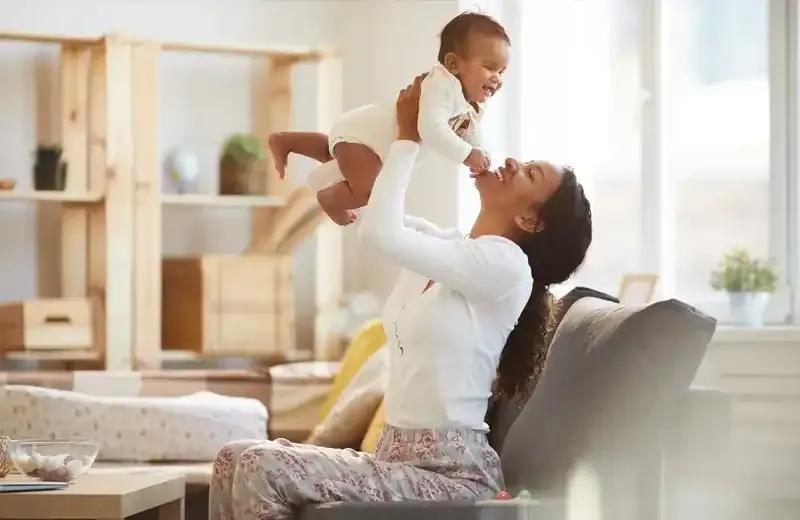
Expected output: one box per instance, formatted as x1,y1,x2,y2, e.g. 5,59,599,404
437,11,510,64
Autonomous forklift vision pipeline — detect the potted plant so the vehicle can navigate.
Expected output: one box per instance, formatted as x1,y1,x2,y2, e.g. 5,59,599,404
33,144,68,191
709,247,779,327
218,133,267,195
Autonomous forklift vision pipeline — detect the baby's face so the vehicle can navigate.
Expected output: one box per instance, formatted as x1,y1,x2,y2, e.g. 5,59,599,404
457,34,509,104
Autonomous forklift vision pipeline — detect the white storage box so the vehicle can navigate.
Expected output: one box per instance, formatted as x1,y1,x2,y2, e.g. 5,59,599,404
268,361,340,440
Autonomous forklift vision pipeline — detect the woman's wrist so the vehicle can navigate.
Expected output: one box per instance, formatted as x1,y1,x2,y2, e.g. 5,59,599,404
392,139,420,149
396,130,420,143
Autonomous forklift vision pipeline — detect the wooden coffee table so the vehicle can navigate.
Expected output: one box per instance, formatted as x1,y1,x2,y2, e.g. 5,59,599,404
0,473,185,520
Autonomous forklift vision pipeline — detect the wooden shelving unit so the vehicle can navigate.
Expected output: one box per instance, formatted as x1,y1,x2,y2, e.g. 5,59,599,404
160,194,285,208
0,191,104,203
0,31,343,369
0,32,126,368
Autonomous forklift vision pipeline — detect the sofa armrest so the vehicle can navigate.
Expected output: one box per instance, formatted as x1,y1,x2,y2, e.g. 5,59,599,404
664,386,733,466
663,387,733,513
634,387,733,520
301,500,564,520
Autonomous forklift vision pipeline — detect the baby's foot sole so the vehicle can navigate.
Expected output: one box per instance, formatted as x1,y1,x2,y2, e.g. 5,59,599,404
323,207,357,226
316,189,357,226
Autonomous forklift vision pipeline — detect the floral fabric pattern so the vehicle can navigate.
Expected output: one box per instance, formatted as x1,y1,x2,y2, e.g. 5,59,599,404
209,425,503,520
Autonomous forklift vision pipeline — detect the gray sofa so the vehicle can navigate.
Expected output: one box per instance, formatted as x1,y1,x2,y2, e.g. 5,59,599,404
303,288,732,520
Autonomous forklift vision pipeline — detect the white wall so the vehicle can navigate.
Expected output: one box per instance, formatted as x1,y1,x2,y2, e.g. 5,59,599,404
331,0,463,297
0,0,468,346
698,330,800,508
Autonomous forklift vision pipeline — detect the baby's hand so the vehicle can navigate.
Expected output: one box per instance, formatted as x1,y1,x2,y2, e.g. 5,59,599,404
464,148,490,173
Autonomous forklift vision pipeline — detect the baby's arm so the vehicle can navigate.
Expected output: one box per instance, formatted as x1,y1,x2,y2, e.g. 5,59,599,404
417,72,474,165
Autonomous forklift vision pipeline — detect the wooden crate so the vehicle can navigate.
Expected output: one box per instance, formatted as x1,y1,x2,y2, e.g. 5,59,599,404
0,298,94,351
161,255,295,358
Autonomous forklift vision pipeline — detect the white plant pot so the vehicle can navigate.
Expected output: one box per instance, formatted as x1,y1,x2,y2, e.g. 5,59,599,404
727,292,771,328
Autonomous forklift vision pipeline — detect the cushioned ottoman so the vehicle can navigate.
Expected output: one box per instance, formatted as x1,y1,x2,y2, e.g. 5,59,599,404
0,369,272,406
0,385,267,461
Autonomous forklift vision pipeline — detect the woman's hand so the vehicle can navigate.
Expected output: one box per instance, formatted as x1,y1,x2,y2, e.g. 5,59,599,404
396,73,427,142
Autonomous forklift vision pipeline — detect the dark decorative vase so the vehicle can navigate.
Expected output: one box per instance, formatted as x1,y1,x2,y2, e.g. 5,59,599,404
33,146,68,191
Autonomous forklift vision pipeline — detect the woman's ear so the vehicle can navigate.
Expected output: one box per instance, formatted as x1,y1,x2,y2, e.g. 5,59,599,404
514,214,544,234
443,52,459,74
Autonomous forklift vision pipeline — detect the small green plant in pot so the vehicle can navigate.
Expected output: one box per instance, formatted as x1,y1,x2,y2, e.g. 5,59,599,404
710,247,779,327
219,133,267,195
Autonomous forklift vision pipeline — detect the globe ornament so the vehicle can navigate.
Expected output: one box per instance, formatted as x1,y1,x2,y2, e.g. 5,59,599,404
163,148,199,194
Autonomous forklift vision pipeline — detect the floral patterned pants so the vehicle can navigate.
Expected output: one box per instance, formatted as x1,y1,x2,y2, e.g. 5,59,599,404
209,425,503,520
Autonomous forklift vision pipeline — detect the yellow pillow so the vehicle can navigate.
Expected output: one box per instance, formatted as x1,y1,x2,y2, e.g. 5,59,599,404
361,399,386,453
318,319,386,422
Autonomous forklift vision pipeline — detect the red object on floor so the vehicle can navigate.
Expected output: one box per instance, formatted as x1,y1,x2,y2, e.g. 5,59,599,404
495,491,512,500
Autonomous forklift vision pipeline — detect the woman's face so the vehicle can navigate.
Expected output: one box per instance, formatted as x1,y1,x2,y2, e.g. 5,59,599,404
475,158,563,227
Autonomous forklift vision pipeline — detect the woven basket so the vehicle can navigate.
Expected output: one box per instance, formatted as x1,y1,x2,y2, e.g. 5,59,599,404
218,156,266,195
0,436,12,477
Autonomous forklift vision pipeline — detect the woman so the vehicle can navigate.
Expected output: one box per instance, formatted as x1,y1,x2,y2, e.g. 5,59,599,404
209,75,592,520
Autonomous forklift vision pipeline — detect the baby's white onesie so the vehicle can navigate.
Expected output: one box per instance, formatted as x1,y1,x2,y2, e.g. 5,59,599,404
306,64,484,192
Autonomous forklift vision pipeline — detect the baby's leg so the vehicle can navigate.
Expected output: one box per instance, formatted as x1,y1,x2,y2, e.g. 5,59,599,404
268,131,332,179
316,143,382,226
317,181,359,226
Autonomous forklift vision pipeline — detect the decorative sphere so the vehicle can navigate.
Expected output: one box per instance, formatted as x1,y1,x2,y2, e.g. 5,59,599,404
516,489,533,500
495,490,512,500
163,148,199,190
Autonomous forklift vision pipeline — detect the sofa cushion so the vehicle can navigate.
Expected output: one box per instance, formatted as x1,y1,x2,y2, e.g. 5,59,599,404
499,295,716,494
487,287,618,453
306,346,387,448
360,399,386,453
319,320,386,422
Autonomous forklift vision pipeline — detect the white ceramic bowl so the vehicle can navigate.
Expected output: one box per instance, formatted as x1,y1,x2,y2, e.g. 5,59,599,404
9,440,99,482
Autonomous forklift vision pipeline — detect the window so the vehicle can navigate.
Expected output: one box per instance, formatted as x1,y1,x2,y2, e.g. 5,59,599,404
665,0,772,311
460,0,795,323
517,0,642,296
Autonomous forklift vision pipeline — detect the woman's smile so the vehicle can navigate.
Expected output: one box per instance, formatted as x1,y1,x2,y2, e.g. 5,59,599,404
472,158,522,183
471,169,503,182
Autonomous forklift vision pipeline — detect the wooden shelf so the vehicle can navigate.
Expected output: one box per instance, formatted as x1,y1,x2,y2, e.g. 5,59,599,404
161,193,285,207
159,349,313,362
0,191,104,203
0,32,331,63
159,40,330,62
1,350,102,362
0,31,102,46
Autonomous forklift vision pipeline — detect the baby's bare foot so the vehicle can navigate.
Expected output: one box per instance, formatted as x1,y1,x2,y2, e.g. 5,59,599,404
317,192,357,226
267,132,290,179
325,208,358,226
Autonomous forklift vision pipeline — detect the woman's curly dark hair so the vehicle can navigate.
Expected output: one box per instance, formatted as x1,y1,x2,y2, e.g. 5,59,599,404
494,166,592,399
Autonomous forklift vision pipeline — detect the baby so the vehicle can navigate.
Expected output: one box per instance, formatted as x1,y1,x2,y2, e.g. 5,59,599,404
268,11,510,226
